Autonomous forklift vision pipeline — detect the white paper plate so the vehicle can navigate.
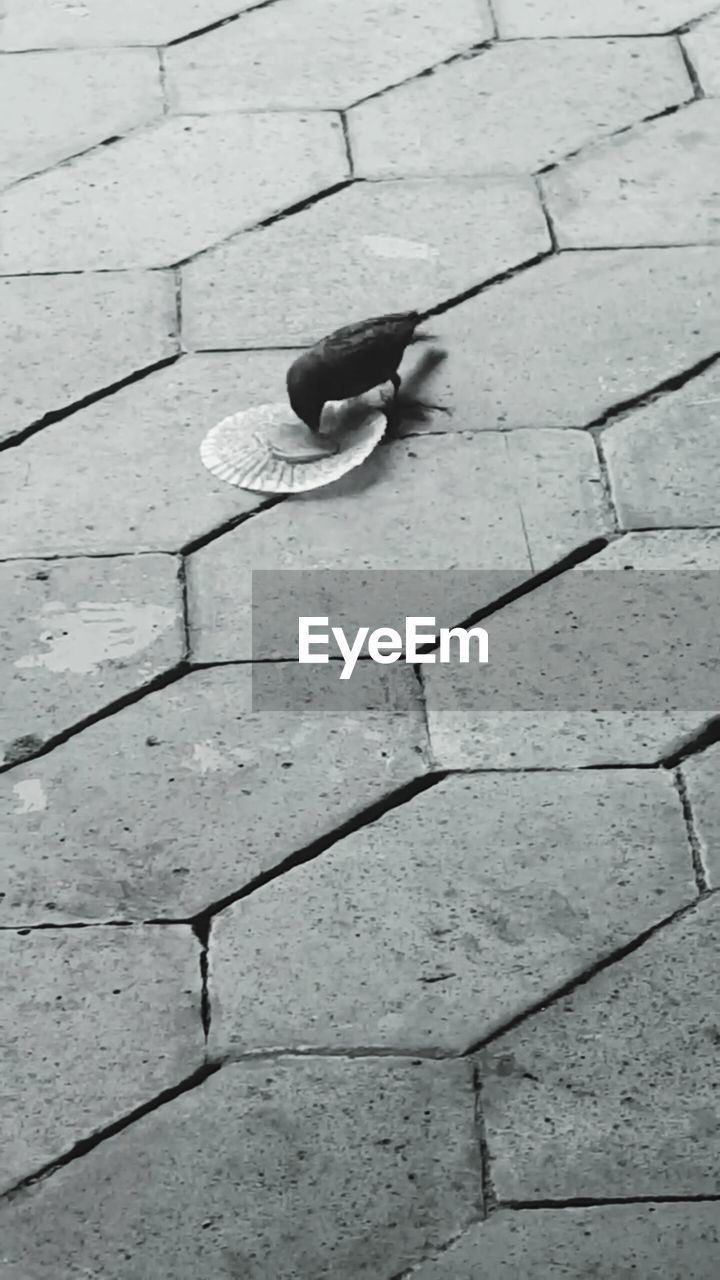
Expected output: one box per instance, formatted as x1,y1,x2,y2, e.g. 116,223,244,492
200,399,387,494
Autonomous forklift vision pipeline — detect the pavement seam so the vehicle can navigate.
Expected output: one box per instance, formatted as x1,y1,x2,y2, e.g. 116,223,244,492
347,41,494,111
186,770,446,929
673,766,711,893
473,1063,498,1216
0,351,183,452
662,716,720,767
465,894,716,1057
0,1063,222,1205
0,661,192,775
164,0,286,48
587,349,720,434
502,1193,720,1207
676,33,706,98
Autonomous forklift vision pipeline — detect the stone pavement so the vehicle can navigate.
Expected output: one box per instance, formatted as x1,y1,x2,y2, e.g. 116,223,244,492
0,0,719,1275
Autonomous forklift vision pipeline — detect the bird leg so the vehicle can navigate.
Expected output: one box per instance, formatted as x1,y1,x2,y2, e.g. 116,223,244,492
390,372,402,401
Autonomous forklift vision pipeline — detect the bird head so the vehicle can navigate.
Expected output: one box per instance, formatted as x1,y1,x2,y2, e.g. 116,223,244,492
286,359,325,433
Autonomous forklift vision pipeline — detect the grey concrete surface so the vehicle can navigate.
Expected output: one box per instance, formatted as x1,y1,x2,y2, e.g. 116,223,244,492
165,0,493,112
0,665,428,922
543,100,720,248
0,554,184,764
0,270,177,444
479,897,720,1199
405,248,720,430
0,926,202,1192
0,114,348,271
209,770,694,1053
604,363,720,529
0,1059,480,1279
348,38,691,177
410,1204,720,1278
186,430,607,662
2,0,719,1273
182,176,550,349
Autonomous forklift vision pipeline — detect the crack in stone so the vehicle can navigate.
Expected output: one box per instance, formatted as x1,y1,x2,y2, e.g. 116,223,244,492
0,352,183,452
677,34,706,99
164,0,285,48
663,716,720,768
0,661,191,776
536,98,695,178
473,1063,497,1216
673,767,710,894
180,494,287,556
502,1193,720,1207
465,895,714,1058
0,1062,222,1204
185,772,448,929
589,350,720,433
171,176,356,268
339,110,354,177
347,41,494,110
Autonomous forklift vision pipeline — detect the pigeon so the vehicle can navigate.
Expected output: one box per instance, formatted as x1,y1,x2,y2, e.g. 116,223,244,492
286,310,434,432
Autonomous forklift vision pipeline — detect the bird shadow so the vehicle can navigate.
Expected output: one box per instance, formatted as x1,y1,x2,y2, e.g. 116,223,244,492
384,346,452,441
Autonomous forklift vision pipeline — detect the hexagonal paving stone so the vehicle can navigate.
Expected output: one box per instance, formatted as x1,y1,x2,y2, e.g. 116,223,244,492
0,926,201,1193
410,1205,720,1278
604,362,720,529
0,353,294,556
425,529,720,768
0,1,251,48
0,49,161,188
684,11,720,96
0,1058,479,1280
348,38,691,177
0,113,348,271
1,555,183,767
683,744,719,889
479,897,720,1199
542,100,720,248
494,0,712,37
209,771,693,1054
411,248,720,430
165,0,493,112
0,271,177,446
0,665,428,923
186,430,608,663
182,177,550,349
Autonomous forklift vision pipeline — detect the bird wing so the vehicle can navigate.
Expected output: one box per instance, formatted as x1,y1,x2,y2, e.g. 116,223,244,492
318,311,419,361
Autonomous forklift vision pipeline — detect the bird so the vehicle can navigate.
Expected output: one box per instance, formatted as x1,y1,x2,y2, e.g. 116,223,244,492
286,310,434,432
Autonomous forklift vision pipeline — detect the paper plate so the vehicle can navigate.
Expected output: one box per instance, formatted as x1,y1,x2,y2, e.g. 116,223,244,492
200,399,387,494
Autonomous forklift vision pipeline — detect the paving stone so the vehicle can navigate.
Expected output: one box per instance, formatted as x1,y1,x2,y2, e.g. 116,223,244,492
0,353,294,556
1,555,183,766
0,271,177,446
588,528,720,568
411,247,720,430
166,0,492,113
684,11,720,97
0,1,251,48
478,897,720,1198
542,100,720,248
604,362,720,528
0,1058,479,1280
210,771,693,1054
683,744,720,888
0,49,161,189
183,176,549,349
410,1204,720,1278
494,0,711,37
425,524,719,767
0,113,348,271
348,38,690,177
186,430,607,663
0,665,427,922
0,926,201,1193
